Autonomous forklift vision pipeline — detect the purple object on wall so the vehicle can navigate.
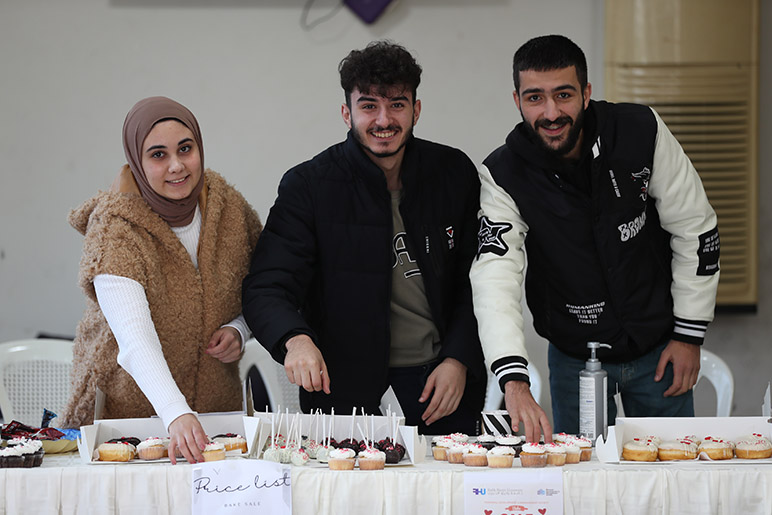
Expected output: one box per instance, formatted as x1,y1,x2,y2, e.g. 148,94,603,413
344,0,393,24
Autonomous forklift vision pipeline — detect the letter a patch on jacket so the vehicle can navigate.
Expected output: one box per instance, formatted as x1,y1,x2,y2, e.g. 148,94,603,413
477,216,513,258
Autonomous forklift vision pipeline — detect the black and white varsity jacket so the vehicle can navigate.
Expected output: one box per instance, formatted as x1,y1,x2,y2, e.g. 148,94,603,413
470,100,720,390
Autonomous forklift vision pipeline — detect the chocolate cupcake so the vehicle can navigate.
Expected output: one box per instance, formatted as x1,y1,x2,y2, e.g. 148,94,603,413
34,448,45,467
0,446,24,468
475,434,497,450
495,435,523,457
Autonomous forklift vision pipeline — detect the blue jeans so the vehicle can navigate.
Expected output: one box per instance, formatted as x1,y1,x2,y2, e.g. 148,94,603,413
548,341,694,434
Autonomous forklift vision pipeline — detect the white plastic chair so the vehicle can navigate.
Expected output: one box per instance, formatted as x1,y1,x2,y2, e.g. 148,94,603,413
483,364,542,412
0,339,73,427
697,348,734,417
239,339,301,413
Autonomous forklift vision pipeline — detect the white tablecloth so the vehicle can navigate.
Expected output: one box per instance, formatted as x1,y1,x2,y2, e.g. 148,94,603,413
2,454,772,514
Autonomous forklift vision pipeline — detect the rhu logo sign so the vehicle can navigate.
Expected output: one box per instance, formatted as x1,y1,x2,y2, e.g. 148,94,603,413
472,488,487,495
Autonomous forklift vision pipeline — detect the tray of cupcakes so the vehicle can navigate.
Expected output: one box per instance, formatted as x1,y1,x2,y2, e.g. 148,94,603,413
251,407,424,468
430,430,593,469
77,412,252,464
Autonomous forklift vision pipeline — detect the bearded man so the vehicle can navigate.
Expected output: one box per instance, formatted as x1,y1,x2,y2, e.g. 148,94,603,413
471,34,720,443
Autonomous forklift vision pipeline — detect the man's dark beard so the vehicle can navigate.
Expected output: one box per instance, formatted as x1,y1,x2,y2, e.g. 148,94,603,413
351,120,413,158
523,107,585,157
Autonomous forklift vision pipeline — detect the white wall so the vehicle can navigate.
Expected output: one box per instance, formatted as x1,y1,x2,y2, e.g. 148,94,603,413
0,0,768,419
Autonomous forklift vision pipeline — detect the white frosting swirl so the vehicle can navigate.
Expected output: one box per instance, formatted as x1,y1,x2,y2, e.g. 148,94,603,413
552,432,572,442
495,435,522,445
204,442,225,452
435,438,453,448
521,442,545,454
543,443,565,454
0,446,24,457
487,446,515,456
358,448,386,460
329,448,356,459
465,444,487,455
137,438,164,450
448,443,469,453
559,441,580,453
574,437,592,448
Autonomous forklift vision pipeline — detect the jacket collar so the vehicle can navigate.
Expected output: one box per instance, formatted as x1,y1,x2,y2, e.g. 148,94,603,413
342,130,419,190
506,99,601,171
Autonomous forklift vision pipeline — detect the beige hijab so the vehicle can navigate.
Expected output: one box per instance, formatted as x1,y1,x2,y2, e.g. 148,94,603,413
121,96,205,227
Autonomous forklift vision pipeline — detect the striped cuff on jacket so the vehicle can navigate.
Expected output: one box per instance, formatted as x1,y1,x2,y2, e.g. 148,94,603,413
672,317,709,345
491,356,530,392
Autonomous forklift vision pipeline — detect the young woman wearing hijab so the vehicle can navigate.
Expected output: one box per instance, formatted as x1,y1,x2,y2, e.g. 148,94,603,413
61,97,261,464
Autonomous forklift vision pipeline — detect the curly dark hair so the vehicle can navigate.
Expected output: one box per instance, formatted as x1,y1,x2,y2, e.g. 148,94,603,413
339,40,422,106
513,35,587,93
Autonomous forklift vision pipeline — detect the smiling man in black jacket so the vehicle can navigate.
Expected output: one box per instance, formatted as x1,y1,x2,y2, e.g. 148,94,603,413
242,41,486,434
471,35,720,443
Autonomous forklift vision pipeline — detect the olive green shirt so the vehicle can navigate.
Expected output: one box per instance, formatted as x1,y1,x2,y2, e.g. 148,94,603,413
389,190,441,367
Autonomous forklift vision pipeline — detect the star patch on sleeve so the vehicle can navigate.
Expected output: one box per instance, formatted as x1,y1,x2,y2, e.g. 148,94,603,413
477,216,513,258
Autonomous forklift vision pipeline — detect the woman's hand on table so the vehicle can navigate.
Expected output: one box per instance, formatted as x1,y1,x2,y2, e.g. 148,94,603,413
167,413,207,464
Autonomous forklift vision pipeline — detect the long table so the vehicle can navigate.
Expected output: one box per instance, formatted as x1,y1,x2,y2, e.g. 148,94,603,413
2,453,772,514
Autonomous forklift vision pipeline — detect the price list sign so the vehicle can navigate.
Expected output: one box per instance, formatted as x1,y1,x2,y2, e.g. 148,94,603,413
464,468,563,515
192,460,291,514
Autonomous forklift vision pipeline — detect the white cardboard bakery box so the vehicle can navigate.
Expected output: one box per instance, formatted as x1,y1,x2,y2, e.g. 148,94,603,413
77,412,253,464
76,384,426,464
595,383,772,463
248,411,426,465
77,381,259,464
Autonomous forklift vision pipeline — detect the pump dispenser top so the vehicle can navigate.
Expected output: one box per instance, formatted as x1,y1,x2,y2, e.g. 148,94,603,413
586,341,611,371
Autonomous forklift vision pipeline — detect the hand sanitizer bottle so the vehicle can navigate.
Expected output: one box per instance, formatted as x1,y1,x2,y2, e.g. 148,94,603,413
579,341,611,443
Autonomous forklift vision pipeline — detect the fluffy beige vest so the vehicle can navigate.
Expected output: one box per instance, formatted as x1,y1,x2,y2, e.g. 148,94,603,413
61,169,261,427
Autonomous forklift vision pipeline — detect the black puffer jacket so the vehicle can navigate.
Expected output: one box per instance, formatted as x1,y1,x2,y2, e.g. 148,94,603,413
243,132,485,413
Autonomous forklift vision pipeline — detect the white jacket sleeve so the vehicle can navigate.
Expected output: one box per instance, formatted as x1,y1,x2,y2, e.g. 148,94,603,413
94,274,194,431
648,108,720,343
470,163,532,389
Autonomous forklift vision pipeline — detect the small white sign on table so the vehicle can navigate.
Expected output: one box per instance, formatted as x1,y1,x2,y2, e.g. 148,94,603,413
191,460,291,515
464,468,563,515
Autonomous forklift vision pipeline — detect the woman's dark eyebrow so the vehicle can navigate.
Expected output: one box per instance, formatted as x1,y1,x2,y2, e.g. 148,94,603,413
146,138,193,153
